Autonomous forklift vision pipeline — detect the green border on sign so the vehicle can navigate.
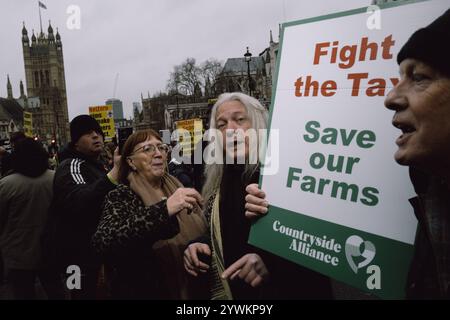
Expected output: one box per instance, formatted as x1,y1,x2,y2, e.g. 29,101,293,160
249,205,415,299
254,0,430,299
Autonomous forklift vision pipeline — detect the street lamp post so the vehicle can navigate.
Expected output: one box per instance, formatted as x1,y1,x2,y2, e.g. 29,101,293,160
175,80,180,122
244,46,252,96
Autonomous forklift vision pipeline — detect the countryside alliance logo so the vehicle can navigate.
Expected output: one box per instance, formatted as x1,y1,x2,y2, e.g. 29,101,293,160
345,235,376,273
345,235,380,290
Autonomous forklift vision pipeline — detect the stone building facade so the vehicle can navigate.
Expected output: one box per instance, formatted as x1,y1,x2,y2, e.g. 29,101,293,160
215,31,279,106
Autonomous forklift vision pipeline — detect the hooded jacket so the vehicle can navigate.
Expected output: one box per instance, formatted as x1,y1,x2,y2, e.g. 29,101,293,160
43,144,116,270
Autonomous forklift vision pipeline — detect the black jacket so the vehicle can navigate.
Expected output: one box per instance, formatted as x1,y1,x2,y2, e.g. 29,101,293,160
201,165,332,300
406,167,450,299
43,144,116,270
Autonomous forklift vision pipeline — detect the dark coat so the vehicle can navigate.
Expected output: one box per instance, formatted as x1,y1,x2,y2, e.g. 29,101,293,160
0,170,54,270
204,165,333,300
92,184,179,299
406,167,450,299
42,144,116,270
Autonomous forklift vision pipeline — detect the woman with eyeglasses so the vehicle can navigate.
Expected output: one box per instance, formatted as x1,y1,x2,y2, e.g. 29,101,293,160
92,129,208,299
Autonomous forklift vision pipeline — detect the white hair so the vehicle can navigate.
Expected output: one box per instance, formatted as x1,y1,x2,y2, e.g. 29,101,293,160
202,92,269,205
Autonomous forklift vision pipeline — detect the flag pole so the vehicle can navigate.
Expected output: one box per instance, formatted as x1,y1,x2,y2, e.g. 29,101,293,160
38,2,43,35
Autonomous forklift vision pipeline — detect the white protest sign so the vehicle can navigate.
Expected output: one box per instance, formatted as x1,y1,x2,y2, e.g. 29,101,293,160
249,0,448,299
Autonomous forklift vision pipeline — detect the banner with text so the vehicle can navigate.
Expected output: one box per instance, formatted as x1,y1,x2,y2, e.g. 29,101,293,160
23,111,33,137
89,105,116,141
249,0,448,299
175,118,203,156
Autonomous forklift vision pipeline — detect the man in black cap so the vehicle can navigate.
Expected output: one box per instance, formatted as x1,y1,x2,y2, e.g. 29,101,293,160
44,115,119,299
384,8,450,299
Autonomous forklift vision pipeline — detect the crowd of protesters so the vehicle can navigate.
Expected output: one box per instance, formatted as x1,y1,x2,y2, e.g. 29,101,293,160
0,9,449,300
0,93,332,300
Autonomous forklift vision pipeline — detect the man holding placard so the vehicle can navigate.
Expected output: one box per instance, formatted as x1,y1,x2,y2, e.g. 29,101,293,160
246,2,449,299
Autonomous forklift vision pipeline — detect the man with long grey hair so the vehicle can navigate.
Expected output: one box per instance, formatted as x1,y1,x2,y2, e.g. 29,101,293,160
183,92,332,299
202,92,268,208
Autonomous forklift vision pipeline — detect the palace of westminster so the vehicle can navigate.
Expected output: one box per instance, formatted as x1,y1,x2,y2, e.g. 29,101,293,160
0,17,279,147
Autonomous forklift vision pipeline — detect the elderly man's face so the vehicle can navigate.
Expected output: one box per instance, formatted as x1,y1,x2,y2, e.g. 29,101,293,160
216,100,252,161
385,58,450,170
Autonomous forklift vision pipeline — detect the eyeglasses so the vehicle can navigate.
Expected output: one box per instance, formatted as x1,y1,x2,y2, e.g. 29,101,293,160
131,143,169,156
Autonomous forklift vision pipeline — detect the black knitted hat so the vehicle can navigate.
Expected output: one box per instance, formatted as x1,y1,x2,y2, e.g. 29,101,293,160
397,8,450,77
70,115,104,143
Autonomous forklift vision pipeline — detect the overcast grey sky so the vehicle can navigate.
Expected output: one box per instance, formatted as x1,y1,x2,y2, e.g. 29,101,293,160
0,0,368,120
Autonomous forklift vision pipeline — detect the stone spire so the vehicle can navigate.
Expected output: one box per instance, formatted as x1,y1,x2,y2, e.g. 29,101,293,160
20,80,25,98
7,75,13,99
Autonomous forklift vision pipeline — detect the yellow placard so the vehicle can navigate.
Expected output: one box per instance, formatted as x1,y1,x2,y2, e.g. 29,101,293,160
89,105,116,141
175,118,203,156
23,111,33,137
207,98,218,105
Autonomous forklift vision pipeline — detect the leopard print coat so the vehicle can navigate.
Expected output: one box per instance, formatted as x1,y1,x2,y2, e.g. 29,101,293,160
92,184,179,254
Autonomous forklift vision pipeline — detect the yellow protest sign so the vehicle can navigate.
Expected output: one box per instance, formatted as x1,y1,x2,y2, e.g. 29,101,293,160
88,105,116,141
175,118,203,156
23,111,33,137
207,98,217,105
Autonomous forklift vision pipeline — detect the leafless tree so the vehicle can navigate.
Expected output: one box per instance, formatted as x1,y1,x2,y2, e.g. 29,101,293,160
167,58,224,98
200,58,223,95
167,58,202,96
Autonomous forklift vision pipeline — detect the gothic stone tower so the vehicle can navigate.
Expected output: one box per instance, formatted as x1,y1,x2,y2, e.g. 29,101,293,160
22,21,70,144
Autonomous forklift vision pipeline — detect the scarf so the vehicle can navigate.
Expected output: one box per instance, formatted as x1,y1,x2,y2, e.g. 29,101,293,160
209,193,233,300
151,173,208,299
